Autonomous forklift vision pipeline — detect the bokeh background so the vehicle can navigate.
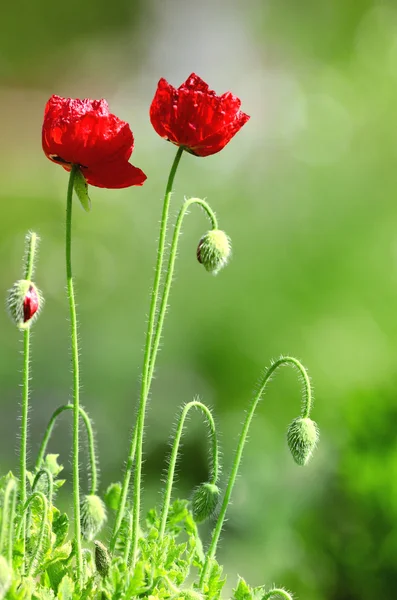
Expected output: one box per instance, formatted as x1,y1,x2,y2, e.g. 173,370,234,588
1,0,397,598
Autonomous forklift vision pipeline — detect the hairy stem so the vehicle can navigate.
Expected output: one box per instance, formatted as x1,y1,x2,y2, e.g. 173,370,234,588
113,147,184,557
19,232,38,567
148,197,218,385
159,400,219,540
0,477,17,563
262,590,293,600
16,492,48,577
32,469,54,506
200,356,313,588
36,404,98,495
66,165,82,579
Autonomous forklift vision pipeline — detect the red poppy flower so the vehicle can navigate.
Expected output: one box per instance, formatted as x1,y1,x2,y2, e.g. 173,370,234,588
149,73,250,157
42,95,146,189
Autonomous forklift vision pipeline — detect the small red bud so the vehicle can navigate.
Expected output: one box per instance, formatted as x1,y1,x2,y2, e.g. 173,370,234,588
7,280,43,329
23,285,39,323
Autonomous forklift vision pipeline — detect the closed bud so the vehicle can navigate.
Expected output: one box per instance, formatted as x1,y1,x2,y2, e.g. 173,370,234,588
94,540,111,578
287,417,319,466
0,556,12,600
80,494,107,541
192,482,220,523
7,279,42,329
197,230,231,275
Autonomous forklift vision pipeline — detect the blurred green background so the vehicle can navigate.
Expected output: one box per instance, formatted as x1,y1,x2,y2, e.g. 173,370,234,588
1,0,397,598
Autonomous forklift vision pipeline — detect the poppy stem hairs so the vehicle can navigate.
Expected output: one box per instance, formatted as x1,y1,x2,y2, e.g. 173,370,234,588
65,164,83,580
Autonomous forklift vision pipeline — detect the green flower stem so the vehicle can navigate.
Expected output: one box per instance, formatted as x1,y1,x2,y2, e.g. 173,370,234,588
32,468,54,506
159,400,220,540
113,147,184,557
0,478,17,563
199,356,313,588
262,590,293,600
16,492,48,577
19,231,38,566
66,165,83,580
35,404,98,495
147,197,218,385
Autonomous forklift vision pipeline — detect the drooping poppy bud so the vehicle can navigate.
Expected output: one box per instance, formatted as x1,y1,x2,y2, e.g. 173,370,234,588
0,556,12,600
197,230,231,275
191,482,220,523
94,540,111,578
7,280,42,329
287,417,319,466
80,494,107,541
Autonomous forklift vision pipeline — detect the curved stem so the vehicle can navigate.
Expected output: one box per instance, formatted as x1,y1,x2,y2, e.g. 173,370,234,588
32,469,54,506
199,356,313,588
16,492,48,577
148,197,218,385
66,165,82,579
159,400,219,540
35,404,98,495
0,478,17,563
262,590,293,600
114,147,184,559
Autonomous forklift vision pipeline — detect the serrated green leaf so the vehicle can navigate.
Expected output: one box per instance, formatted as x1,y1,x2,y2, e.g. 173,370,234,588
233,577,253,600
52,509,69,548
57,575,74,600
42,455,64,478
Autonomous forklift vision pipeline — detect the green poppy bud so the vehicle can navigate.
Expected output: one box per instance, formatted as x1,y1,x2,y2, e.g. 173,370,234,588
192,482,220,523
7,279,43,329
197,230,231,275
0,556,12,600
287,417,319,466
80,494,107,541
94,540,111,578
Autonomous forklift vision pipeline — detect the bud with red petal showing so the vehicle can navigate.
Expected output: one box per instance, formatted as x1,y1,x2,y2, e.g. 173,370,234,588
7,279,43,330
197,230,231,275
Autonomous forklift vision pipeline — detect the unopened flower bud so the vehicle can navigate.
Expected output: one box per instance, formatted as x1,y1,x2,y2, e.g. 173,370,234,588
94,540,111,578
197,230,231,275
0,556,12,600
287,417,319,466
192,482,220,523
7,279,42,329
80,494,107,541
104,482,122,511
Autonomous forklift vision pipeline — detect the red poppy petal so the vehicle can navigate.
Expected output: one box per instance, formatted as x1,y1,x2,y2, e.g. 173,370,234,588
190,111,250,156
43,112,134,167
179,73,211,94
82,161,147,189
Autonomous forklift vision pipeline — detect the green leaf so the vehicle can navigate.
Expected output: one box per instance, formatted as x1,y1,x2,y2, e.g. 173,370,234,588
52,510,69,548
42,455,64,478
206,561,226,600
104,482,122,511
57,575,74,600
233,577,253,600
73,169,91,212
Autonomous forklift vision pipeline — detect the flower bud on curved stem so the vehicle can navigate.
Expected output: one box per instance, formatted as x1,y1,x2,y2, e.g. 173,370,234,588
287,416,319,466
35,404,99,496
200,356,318,589
191,482,220,523
80,494,107,541
197,229,231,275
159,399,220,541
